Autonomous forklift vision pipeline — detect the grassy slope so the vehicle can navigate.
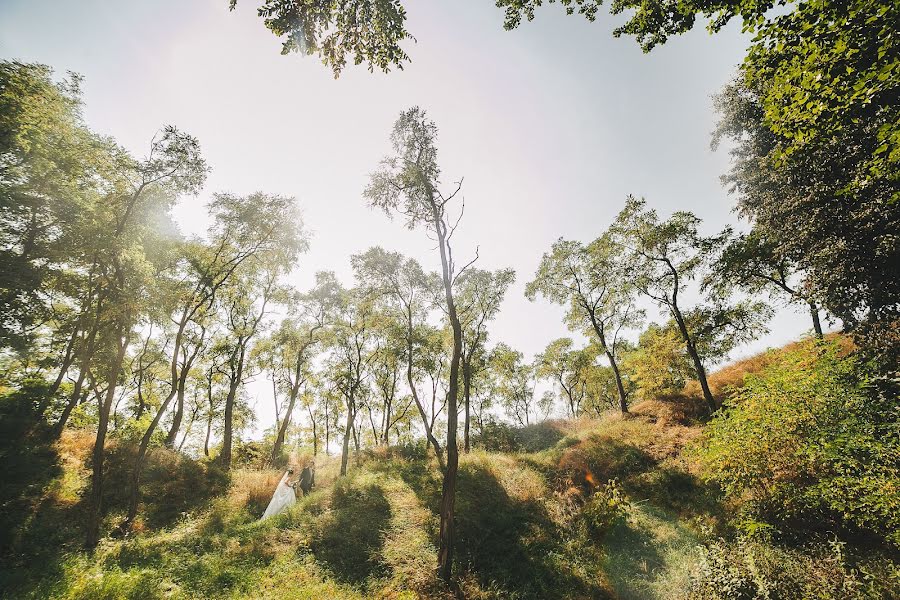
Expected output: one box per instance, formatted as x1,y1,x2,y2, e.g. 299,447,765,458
2,350,779,600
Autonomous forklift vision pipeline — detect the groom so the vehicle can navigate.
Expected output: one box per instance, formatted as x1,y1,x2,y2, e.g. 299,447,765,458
293,466,314,496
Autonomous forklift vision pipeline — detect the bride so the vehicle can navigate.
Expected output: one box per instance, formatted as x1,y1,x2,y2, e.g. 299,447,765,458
261,469,296,520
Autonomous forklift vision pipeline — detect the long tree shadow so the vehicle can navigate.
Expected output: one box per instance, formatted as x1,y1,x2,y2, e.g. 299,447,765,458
455,462,610,599
311,480,392,585
102,444,230,529
0,387,69,595
601,504,701,600
369,456,442,515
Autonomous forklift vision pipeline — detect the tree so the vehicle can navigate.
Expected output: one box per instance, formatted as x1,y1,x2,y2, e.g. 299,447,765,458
0,61,114,355
535,337,597,418
710,230,824,337
323,282,376,476
455,267,515,451
611,196,770,413
713,74,900,361
351,247,445,466
230,0,412,77
365,107,472,583
217,267,277,470
84,125,207,549
526,236,637,414
367,318,413,447
263,285,329,465
489,343,540,426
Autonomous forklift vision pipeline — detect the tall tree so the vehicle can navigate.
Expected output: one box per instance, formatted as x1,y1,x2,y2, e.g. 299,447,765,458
710,230,824,337
0,61,112,355
611,196,770,413
85,126,207,549
526,236,637,414
713,75,899,360
351,247,446,466
263,285,330,465
535,338,597,418
455,268,515,451
324,282,376,476
365,107,472,583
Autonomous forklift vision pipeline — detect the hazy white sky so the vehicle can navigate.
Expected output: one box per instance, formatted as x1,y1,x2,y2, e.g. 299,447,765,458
1,0,818,433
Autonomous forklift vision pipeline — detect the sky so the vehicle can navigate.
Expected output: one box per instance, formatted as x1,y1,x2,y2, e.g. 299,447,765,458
0,0,820,435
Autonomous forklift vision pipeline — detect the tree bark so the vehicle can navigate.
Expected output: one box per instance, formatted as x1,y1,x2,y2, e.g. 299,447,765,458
587,313,629,415
433,197,463,585
809,301,823,338
339,396,353,476
672,307,716,413
462,359,471,453
271,381,300,465
85,321,130,549
606,350,628,415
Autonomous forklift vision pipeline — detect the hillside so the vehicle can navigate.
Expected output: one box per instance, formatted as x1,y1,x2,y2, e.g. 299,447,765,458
4,337,895,600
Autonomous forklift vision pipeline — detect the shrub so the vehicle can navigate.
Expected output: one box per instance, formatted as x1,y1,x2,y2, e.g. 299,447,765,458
690,535,900,600
581,479,628,540
695,340,900,545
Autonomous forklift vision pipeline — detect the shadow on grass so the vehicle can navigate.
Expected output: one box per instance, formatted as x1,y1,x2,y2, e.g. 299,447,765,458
312,480,392,584
456,461,610,599
602,504,701,600
622,464,723,522
474,421,568,453
103,444,230,529
0,386,70,595
368,456,442,516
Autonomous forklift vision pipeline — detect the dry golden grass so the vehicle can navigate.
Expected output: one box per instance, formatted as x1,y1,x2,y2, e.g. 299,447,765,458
229,468,284,516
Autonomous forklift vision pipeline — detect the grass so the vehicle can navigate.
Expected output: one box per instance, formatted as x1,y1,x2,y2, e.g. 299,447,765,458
602,503,702,600
4,335,891,599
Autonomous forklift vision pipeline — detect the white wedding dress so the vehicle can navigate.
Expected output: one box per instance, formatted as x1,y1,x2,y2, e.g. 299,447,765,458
261,472,296,520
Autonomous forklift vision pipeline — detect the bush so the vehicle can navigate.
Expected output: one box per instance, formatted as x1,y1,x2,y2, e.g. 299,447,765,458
581,479,628,540
695,340,900,545
690,535,900,600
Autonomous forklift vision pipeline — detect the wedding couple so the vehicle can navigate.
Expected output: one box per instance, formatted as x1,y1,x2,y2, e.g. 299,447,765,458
261,465,314,520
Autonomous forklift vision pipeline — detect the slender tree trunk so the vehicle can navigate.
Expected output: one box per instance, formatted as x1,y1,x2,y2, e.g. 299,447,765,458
606,350,628,415
462,359,471,453
85,322,130,549
309,409,318,456
271,383,300,464
433,199,462,585
53,312,101,436
672,307,716,413
340,395,354,476
219,380,239,469
809,301,823,338
164,384,186,448
165,388,185,448
219,343,246,470
324,401,330,456
178,404,199,452
383,397,391,447
406,321,444,468
588,316,628,415
204,416,212,458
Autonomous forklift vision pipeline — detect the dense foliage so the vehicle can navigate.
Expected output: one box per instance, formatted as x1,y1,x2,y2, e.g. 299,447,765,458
697,339,900,545
4,0,900,591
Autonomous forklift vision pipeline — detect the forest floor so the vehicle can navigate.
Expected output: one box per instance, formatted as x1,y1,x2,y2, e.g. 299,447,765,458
0,352,780,599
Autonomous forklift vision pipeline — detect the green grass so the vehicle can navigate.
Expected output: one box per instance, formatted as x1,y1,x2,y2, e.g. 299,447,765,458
12,403,888,599
602,503,702,600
